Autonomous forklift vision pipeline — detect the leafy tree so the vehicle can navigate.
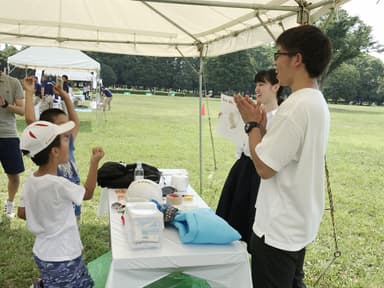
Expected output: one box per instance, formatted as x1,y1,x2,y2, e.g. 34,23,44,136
100,63,117,86
247,44,275,72
0,45,18,69
319,9,374,87
173,58,199,91
376,77,384,105
349,54,384,105
0,45,29,79
323,63,360,104
205,49,260,95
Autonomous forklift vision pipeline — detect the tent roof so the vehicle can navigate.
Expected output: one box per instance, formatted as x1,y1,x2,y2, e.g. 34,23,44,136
0,0,349,57
7,47,100,73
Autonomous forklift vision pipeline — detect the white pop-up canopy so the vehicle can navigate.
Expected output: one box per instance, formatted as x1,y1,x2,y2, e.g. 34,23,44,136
0,0,349,58
8,46,100,74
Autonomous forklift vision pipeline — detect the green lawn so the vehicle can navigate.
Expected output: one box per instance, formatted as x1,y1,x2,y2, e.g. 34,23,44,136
1,95,383,287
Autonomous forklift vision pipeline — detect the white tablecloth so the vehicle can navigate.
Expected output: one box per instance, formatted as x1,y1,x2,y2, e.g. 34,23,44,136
104,169,252,288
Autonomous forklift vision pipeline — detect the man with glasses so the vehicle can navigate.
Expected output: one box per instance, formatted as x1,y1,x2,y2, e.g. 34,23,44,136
234,25,331,288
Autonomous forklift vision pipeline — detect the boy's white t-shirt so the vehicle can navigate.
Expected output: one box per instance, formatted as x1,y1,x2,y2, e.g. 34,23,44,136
253,88,330,251
20,173,85,261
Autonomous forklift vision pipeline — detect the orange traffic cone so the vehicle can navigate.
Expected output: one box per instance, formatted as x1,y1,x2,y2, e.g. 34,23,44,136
201,103,206,116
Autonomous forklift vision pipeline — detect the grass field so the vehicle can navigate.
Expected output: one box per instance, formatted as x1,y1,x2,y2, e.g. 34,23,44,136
0,94,383,287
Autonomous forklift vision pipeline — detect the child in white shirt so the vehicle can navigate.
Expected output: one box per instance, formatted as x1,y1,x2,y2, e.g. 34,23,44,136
18,120,104,287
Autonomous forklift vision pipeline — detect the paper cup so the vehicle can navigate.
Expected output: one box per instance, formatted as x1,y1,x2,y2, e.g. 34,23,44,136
171,174,189,192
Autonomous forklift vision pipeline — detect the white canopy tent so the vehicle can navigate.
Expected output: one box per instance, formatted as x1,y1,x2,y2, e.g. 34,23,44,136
0,0,349,58
0,0,349,191
7,46,100,83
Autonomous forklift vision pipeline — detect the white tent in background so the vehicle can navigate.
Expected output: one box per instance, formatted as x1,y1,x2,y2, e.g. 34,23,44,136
0,0,350,190
7,46,100,80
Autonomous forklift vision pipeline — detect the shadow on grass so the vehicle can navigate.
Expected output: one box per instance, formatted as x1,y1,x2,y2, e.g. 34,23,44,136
0,218,110,288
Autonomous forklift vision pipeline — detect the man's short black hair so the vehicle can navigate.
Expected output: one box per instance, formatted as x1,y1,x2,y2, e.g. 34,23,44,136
276,25,332,78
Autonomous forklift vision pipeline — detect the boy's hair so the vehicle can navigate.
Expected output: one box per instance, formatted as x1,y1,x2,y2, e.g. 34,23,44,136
254,69,289,104
25,135,61,166
276,25,332,78
40,108,66,123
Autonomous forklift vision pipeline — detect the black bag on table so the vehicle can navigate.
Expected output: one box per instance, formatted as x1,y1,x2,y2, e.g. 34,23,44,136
97,161,161,188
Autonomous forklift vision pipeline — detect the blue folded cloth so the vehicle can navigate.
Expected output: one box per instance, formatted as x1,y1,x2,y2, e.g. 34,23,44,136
172,208,241,244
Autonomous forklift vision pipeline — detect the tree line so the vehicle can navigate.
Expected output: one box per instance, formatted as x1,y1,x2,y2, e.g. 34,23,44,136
1,9,383,105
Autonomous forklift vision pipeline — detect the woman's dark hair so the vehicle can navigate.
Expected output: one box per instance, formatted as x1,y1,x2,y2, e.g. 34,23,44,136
39,108,66,123
22,135,61,166
254,69,289,104
254,69,278,86
276,25,332,78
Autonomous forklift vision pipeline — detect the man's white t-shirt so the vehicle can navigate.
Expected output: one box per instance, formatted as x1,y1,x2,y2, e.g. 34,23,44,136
20,174,85,261
253,88,330,251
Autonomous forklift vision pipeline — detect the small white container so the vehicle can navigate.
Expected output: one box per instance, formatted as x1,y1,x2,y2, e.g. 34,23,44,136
125,202,164,249
171,174,189,192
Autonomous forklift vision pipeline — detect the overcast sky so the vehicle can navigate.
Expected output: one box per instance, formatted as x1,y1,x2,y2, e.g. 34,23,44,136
342,0,384,61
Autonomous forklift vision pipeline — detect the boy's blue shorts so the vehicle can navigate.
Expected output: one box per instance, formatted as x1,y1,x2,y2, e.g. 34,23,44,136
74,204,81,217
34,254,94,288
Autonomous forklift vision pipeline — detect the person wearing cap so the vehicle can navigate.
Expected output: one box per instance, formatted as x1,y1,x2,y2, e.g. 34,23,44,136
0,71,25,218
17,120,104,287
23,76,84,225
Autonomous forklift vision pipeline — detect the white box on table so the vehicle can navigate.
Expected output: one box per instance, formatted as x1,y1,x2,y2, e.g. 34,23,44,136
124,202,164,249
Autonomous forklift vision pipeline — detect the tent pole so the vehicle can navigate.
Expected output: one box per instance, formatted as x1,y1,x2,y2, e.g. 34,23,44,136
199,49,203,194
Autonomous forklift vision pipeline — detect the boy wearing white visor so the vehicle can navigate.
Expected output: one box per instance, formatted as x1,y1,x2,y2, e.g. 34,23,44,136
18,120,104,288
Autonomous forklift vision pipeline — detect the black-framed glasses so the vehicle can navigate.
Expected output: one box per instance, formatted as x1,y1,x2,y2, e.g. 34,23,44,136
274,51,297,61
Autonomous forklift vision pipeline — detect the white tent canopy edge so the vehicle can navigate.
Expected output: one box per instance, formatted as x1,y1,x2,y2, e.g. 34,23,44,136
0,0,349,58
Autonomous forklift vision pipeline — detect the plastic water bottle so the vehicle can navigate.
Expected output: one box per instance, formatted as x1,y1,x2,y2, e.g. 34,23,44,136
134,162,144,180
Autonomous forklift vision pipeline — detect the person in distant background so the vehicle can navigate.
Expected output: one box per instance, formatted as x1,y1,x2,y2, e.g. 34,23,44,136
0,71,25,218
101,86,113,111
62,75,70,94
40,75,55,113
34,76,41,103
82,84,90,100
